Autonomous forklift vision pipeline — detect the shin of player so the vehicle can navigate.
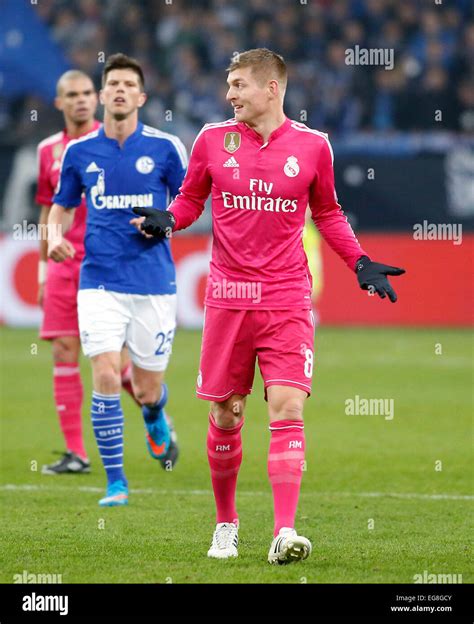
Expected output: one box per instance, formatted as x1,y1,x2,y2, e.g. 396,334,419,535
89,352,171,506
205,378,310,563
267,387,306,536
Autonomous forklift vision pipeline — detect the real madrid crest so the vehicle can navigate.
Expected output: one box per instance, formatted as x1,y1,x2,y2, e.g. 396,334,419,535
224,132,241,153
284,156,300,177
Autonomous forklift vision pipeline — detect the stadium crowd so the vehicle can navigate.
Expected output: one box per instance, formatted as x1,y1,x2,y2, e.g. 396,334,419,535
5,0,474,146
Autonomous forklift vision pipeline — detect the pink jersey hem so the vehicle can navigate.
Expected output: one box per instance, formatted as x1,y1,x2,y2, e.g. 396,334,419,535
264,379,312,397
196,387,253,401
40,329,80,340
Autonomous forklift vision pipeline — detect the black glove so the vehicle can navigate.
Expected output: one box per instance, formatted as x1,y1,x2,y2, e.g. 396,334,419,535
132,207,175,239
355,255,405,303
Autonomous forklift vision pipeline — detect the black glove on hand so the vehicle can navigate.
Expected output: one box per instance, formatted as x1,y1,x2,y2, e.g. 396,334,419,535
356,255,405,303
132,207,175,239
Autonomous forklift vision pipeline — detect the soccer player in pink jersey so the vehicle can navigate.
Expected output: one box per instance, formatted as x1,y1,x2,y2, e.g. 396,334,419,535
132,49,405,564
37,70,139,475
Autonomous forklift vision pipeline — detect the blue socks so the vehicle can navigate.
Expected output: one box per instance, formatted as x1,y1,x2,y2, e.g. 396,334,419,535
92,385,168,480
91,391,127,486
142,383,168,423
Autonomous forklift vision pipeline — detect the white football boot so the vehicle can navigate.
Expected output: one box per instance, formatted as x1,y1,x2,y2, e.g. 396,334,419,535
268,527,312,564
207,522,239,559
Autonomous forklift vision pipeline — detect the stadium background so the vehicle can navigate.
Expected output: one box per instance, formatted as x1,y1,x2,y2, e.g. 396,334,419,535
0,0,472,590
0,0,473,327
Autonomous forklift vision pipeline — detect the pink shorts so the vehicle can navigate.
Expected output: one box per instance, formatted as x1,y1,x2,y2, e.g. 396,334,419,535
196,306,315,401
40,260,81,340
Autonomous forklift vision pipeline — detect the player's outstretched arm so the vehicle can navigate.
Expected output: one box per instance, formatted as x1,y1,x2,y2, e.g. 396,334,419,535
310,138,405,303
47,203,76,262
355,255,405,303
167,128,212,231
130,130,211,239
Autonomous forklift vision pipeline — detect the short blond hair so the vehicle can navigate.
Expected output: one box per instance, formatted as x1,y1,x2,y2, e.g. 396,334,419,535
227,48,287,90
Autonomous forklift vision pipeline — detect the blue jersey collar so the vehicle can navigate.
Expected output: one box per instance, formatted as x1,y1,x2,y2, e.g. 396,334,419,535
99,121,143,147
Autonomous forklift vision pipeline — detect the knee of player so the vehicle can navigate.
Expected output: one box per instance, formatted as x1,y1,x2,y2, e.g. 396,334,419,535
134,388,160,406
94,368,121,393
52,338,80,363
276,398,304,422
211,396,245,427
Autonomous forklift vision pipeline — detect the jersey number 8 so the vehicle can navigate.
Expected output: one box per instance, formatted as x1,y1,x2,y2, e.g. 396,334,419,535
304,349,313,378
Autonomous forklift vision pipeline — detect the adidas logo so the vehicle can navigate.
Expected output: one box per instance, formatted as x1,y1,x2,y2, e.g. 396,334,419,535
223,156,239,168
86,161,100,173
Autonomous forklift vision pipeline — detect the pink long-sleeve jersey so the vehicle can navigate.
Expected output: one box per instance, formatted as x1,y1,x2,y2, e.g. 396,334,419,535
169,117,366,310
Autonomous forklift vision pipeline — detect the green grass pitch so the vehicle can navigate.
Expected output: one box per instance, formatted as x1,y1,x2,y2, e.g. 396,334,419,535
0,326,472,584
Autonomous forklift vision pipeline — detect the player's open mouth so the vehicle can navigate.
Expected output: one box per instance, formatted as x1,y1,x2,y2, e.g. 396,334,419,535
234,105,243,112
114,98,126,104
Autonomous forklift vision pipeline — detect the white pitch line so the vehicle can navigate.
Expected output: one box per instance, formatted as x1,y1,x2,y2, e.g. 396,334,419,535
0,484,472,501
329,491,474,501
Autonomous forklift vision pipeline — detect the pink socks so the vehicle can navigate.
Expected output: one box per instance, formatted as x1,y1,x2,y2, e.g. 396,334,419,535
207,414,243,524
206,415,305,534
53,362,86,460
268,420,305,536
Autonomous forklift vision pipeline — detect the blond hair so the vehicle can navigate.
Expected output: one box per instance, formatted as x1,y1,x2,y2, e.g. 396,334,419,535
227,48,287,90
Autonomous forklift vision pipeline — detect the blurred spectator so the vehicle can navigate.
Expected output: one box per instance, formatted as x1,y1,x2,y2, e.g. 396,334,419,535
370,67,406,131
412,66,458,130
455,78,474,133
312,40,360,132
2,0,473,147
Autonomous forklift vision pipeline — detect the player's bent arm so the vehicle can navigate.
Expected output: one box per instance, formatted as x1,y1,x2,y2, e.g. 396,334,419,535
132,131,212,239
309,141,366,270
168,129,212,231
47,203,76,263
310,139,405,302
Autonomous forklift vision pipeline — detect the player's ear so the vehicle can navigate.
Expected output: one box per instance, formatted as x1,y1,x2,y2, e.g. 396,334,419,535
99,90,105,106
137,91,147,108
268,79,279,99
